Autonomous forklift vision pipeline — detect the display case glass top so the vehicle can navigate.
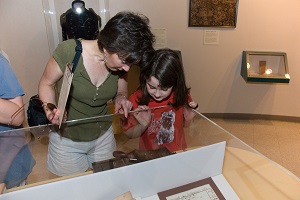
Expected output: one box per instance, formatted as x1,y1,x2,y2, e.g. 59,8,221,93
1,108,300,199
241,51,290,83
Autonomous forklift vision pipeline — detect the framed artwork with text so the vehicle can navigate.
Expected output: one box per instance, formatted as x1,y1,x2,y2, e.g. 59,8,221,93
157,177,226,200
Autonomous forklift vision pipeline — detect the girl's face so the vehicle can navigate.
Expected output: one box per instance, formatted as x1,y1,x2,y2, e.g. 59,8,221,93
146,76,173,102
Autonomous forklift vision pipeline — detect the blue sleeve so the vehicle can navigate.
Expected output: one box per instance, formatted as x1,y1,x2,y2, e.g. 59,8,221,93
0,53,25,99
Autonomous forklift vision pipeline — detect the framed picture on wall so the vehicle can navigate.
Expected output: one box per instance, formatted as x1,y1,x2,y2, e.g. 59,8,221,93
188,0,238,28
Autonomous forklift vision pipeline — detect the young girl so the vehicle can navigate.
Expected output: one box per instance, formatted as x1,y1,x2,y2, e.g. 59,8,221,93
122,49,198,152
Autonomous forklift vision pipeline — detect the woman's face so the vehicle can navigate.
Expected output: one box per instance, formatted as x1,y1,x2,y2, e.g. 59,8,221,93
146,76,173,102
104,52,131,72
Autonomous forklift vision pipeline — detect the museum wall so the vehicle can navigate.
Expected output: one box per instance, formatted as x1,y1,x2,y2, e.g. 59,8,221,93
0,0,300,118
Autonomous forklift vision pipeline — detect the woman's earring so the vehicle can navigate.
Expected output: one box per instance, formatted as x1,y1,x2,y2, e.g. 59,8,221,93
103,54,107,63
102,49,107,63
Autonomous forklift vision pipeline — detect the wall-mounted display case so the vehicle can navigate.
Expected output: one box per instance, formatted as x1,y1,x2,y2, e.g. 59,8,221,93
241,51,290,83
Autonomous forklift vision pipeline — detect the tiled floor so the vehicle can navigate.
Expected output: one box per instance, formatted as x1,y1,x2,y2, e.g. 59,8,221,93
208,118,300,178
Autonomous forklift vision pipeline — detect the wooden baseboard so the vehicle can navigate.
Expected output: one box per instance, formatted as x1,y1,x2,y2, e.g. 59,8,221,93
0,183,6,194
113,191,134,200
202,113,300,122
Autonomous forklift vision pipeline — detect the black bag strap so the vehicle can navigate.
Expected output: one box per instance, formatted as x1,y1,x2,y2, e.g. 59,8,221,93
72,39,82,73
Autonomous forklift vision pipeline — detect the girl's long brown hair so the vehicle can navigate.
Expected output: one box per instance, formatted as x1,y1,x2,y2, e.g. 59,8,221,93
138,48,191,109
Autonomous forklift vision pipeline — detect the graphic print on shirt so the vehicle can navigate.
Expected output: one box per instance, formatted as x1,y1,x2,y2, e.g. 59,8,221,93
155,110,175,145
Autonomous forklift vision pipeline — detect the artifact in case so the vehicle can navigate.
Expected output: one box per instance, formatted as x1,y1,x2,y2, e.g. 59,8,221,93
241,51,290,83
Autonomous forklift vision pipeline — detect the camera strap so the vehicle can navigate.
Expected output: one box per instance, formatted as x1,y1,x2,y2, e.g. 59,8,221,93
72,39,82,73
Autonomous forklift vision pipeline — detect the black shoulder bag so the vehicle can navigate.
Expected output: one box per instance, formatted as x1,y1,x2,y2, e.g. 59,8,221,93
27,39,82,127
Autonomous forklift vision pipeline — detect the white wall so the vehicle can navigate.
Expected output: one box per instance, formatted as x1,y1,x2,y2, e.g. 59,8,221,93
1,0,300,117
0,0,50,103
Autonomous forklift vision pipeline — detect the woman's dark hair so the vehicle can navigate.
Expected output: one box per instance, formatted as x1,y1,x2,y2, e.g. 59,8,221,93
97,11,155,66
138,48,191,109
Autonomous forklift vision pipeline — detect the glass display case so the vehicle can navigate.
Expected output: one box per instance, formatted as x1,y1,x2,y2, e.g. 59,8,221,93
241,51,290,83
1,109,300,200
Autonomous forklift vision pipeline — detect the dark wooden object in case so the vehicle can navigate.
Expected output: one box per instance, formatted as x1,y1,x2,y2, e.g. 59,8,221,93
92,147,175,172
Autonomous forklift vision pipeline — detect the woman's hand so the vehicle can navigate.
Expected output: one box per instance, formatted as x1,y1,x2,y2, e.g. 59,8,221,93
46,108,67,125
114,95,133,118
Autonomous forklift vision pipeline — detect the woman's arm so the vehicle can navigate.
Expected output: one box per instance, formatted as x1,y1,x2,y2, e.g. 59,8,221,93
0,96,24,126
114,74,133,118
38,56,63,124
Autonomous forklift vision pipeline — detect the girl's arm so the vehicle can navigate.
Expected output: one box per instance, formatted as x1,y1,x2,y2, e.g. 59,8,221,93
183,101,198,127
124,106,151,138
124,123,148,139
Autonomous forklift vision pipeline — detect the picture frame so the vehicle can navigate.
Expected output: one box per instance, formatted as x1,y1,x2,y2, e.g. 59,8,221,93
157,177,225,200
188,0,238,28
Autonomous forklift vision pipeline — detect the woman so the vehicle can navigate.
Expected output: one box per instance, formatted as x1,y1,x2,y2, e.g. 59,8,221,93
0,52,24,129
38,11,155,176
0,52,35,188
